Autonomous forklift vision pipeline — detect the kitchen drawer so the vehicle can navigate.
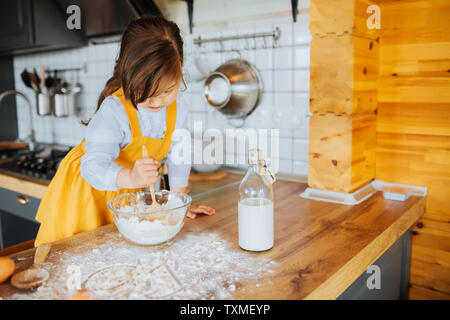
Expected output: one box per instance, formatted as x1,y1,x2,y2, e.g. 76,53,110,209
0,210,39,249
0,187,41,223
338,229,411,300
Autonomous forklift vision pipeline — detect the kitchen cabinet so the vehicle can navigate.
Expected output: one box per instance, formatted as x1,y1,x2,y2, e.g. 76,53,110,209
338,229,411,300
0,1,34,51
0,187,40,249
0,0,86,56
0,56,19,141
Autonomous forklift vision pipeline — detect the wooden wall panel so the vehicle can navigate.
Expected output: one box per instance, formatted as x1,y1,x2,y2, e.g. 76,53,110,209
376,0,450,299
409,285,450,300
377,103,450,136
378,0,450,45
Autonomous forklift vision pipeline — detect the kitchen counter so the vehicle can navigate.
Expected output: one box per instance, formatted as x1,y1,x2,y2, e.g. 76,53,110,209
0,160,49,199
0,174,425,299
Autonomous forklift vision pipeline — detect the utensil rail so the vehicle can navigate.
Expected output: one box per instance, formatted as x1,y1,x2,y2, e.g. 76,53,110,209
194,27,281,48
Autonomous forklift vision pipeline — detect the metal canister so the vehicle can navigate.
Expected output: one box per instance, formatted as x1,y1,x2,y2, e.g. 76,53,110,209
53,93,69,117
37,93,52,116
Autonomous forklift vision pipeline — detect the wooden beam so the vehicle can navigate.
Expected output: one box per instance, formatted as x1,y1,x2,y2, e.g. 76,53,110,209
310,34,379,115
309,0,379,39
308,0,379,193
308,113,376,193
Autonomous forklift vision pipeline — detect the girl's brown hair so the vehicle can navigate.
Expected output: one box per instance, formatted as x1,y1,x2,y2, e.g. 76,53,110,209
83,15,184,125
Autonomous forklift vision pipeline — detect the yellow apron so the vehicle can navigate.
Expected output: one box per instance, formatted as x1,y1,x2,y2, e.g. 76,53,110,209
34,88,177,247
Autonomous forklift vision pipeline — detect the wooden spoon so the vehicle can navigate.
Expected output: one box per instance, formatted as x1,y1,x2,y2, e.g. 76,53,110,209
40,66,46,93
141,145,161,210
11,243,51,290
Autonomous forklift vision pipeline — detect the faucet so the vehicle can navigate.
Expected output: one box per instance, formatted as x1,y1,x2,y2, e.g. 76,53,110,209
0,90,37,152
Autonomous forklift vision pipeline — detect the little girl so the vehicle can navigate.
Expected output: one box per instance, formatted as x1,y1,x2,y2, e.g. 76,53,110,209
34,16,215,246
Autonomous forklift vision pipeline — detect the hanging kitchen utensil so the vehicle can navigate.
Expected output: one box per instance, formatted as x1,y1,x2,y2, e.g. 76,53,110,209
20,69,32,90
291,0,299,22
28,72,41,94
40,67,46,93
44,74,55,91
204,51,263,128
33,68,41,89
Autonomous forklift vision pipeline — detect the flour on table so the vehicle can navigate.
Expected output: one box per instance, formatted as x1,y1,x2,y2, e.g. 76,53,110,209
8,232,277,300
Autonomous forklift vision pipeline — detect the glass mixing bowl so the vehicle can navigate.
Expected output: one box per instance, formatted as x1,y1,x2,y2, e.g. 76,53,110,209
107,190,192,246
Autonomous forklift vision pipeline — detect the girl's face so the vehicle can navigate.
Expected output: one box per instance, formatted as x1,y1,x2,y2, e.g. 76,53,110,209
137,82,180,112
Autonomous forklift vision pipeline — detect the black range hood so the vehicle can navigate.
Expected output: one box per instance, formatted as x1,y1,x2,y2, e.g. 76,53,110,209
55,0,162,38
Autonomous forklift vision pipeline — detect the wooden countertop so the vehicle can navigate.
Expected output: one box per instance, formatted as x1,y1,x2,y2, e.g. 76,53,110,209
0,174,426,300
0,159,49,199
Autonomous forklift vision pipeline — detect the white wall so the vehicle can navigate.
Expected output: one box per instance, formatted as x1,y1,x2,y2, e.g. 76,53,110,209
13,5,311,178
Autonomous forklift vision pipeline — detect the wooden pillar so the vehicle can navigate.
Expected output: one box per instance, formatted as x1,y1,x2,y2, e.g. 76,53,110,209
308,0,379,193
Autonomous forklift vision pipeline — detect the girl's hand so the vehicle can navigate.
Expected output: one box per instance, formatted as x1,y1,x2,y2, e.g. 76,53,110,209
131,157,159,187
169,187,215,219
186,205,215,219
117,157,159,189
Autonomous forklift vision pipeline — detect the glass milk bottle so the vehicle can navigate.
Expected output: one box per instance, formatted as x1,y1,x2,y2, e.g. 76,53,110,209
238,149,276,251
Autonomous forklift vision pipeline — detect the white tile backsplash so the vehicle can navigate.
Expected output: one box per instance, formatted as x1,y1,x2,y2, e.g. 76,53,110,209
191,93,207,112
294,46,310,68
274,93,293,107
278,159,293,175
293,160,308,177
279,138,293,160
293,139,309,162
12,13,311,178
294,69,310,92
274,70,293,92
273,47,293,70
260,70,273,92
254,48,273,71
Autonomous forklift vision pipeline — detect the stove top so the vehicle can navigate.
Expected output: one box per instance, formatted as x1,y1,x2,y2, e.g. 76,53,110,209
0,145,72,183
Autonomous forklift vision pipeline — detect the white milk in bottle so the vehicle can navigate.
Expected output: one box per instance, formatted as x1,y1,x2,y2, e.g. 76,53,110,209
238,149,276,251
